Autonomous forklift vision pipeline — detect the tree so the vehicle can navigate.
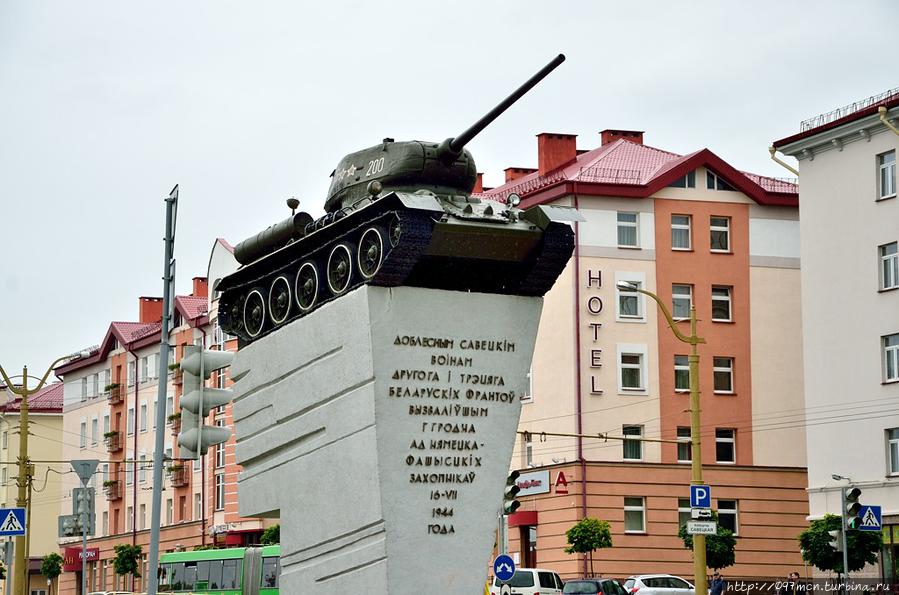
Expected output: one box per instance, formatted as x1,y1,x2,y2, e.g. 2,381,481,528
41,552,63,595
798,514,882,575
678,511,737,571
260,524,280,545
112,543,143,583
564,517,612,576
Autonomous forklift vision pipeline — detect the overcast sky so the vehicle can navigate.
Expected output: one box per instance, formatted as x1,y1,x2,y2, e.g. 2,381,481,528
1,0,895,378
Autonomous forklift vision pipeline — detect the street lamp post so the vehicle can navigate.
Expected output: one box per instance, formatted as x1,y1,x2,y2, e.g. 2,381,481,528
0,353,86,595
617,282,707,595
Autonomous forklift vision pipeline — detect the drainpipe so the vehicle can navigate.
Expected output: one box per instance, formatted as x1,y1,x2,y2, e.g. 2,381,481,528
768,146,799,176
879,106,899,136
572,181,588,577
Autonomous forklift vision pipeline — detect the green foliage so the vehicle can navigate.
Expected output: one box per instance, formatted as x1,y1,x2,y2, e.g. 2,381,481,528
564,517,612,575
260,524,280,545
112,544,143,577
41,552,63,580
678,510,737,571
193,544,215,551
798,514,882,574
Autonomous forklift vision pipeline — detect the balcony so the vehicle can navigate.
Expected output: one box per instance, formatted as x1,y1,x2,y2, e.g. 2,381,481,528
168,413,181,436
104,431,122,453
106,384,123,405
167,466,189,488
170,365,182,386
103,480,121,501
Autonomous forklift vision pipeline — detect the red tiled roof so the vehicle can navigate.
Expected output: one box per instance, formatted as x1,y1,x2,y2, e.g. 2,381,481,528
1,382,63,414
176,295,208,321
111,321,158,344
478,139,797,207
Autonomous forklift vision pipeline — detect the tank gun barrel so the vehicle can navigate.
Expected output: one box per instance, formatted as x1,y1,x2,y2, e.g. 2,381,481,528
234,211,314,265
437,53,566,161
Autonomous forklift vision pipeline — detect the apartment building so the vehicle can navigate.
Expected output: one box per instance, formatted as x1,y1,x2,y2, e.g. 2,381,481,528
476,130,808,578
53,262,271,594
773,88,899,582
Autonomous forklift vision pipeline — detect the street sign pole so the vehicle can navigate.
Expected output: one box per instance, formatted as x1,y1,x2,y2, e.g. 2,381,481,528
71,460,98,595
840,487,849,590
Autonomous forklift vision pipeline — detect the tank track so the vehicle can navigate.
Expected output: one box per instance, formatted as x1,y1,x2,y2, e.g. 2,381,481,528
218,201,574,345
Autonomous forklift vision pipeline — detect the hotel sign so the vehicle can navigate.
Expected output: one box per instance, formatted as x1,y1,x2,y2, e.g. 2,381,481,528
515,470,550,496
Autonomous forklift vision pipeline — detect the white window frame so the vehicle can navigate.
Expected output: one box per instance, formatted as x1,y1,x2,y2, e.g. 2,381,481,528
521,367,533,403
166,498,173,526
127,407,135,436
624,496,646,533
674,355,690,393
707,171,735,192
214,473,225,511
524,433,533,467
617,212,639,248
91,373,99,397
616,283,644,321
140,401,148,433
140,356,148,383
80,420,87,449
91,417,98,445
215,420,226,468
139,452,147,484
717,499,739,535
672,284,693,320
671,214,692,250
884,334,899,383
622,425,643,461
127,360,136,387
715,428,736,464
710,216,731,252
678,497,692,528
618,348,647,394
880,242,898,290
713,357,735,394
879,150,896,200
81,378,88,401
888,428,899,476
712,285,733,322
194,493,202,520
677,427,692,463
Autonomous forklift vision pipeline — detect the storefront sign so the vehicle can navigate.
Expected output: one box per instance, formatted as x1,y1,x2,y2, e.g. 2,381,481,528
584,270,604,395
554,471,569,494
515,470,550,496
63,546,99,571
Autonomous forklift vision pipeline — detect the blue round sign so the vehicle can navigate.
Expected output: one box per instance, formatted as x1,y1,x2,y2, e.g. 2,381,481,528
493,554,516,582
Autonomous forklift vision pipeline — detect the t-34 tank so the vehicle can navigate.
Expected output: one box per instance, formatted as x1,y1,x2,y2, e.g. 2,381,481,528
218,54,581,344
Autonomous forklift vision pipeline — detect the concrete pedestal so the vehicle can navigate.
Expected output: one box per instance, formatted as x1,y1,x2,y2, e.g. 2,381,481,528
232,285,542,594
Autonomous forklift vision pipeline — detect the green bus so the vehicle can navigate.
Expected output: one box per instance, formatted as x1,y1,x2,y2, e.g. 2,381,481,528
158,545,280,594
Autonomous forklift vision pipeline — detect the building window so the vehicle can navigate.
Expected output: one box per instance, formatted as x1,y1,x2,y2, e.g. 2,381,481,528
672,284,693,319
139,504,147,530
127,361,136,387
710,216,731,252
521,367,533,403
140,402,148,432
194,493,202,520
523,433,533,467
888,428,899,475
713,357,734,394
139,453,147,483
671,215,692,250
617,282,643,319
668,172,696,188
711,286,733,322
127,407,135,435
166,498,173,526
126,507,133,532
91,418,98,445
707,171,735,192
80,421,87,449
215,474,225,511
717,499,739,535
884,334,899,382
620,353,644,391
1,431,6,450
103,414,110,436
617,212,639,248
677,427,692,462
678,497,691,528
140,357,148,383
879,150,896,199
622,425,643,460
215,420,226,468
881,242,898,290
624,497,645,533
715,429,736,463
674,356,690,392
81,378,87,401
102,511,108,536
91,373,99,397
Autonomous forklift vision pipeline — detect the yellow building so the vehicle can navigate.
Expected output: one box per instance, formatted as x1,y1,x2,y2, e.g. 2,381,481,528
0,381,64,595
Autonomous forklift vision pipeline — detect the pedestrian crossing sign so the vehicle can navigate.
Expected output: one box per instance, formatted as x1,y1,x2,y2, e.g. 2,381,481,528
0,508,26,536
858,505,882,531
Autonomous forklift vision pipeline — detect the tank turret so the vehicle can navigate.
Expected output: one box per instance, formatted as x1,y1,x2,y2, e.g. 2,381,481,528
217,54,581,344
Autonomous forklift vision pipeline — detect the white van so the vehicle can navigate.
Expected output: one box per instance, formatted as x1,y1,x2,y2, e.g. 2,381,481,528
491,567,564,595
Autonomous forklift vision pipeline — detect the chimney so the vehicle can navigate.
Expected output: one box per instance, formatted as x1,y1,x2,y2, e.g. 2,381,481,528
192,277,208,298
537,133,577,175
600,129,644,146
139,297,163,324
504,167,538,183
473,173,484,193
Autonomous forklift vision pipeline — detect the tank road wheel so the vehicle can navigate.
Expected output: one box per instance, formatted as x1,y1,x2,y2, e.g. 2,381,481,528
295,262,318,312
388,216,402,248
357,228,384,279
223,295,245,337
268,276,291,325
243,289,267,339
327,244,352,295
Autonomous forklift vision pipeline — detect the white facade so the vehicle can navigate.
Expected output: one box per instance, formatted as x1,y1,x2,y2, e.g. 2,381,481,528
777,105,899,527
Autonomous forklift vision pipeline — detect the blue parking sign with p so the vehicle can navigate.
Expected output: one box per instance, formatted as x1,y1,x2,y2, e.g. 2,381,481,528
690,485,711,508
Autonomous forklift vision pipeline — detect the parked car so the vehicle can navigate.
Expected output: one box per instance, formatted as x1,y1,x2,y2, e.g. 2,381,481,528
564,577,629,594
490,567,564,595
623,575,695,595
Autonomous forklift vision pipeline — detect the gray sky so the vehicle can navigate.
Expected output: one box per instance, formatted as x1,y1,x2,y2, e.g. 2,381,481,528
1,0,895,377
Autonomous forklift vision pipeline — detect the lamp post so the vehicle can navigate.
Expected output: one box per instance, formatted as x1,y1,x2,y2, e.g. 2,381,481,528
617,282,707,595
831,474,852,589
0,353,86,595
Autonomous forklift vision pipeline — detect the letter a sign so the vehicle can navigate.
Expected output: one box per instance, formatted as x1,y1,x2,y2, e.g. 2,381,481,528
0,508,26,536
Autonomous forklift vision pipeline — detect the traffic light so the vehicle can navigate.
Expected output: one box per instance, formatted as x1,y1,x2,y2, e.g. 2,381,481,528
503,470,521,515
58,514,82,538
845,487,862,530
177,344,235,459
828,529,843,551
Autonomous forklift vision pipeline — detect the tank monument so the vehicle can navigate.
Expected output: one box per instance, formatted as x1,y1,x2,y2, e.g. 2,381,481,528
216,54,579,593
